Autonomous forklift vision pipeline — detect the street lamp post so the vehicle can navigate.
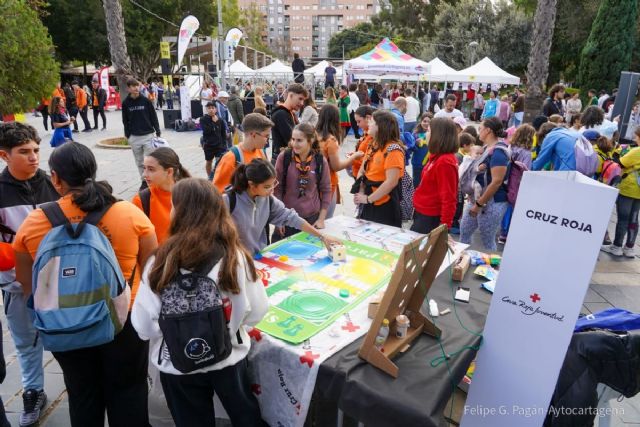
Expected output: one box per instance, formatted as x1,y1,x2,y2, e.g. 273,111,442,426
468,41,479,67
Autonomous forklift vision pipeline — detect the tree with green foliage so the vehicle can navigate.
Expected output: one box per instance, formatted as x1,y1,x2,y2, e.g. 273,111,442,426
0,0,59,115
328,22,378,59
43,0,110,67
239,3,272,55
578,0,638,93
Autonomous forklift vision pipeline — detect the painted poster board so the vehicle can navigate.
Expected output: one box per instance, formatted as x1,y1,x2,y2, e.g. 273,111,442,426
461,171,618,426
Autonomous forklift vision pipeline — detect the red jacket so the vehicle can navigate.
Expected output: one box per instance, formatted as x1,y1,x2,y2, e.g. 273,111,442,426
413,153,459,227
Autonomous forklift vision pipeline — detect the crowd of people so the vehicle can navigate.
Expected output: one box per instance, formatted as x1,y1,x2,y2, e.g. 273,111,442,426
0,76,639,427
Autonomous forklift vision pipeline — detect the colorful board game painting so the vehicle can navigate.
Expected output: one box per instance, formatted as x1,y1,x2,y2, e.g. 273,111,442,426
255,233,398,344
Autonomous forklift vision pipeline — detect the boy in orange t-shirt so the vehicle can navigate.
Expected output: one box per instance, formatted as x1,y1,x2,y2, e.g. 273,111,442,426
213,113,273,193
72,81,92,132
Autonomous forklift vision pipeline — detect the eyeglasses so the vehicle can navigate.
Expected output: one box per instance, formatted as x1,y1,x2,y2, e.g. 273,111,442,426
257,132,271,139
262,179,279,190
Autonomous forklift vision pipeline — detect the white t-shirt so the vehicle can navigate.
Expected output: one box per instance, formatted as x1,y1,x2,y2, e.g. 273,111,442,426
404,96,420,123
201,88,213,107
434,108,464,119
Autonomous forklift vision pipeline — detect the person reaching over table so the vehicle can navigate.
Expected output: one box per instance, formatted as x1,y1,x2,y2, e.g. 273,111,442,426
353,110,406,227
225,158,340,254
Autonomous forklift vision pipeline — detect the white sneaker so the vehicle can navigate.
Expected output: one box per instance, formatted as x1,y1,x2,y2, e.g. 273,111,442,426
601,245,623,256
623,246,636,258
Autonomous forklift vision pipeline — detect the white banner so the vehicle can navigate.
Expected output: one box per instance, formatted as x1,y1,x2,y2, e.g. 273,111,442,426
92,67,110,92
461,171,618,427
177,15,199,68
225,27,243,48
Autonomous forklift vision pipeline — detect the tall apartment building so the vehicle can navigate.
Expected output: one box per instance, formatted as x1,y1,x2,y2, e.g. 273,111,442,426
239,0,384,60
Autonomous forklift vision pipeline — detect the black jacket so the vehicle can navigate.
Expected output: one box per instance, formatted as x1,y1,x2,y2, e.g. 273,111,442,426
545,329,640,427
92,87,108,109
270,104,297,156
292,58,306,83
0,168,59,292
122,94,160,138
201,114,227,148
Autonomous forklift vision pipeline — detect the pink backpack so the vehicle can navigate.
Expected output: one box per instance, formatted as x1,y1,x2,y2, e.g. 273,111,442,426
506,159,529,205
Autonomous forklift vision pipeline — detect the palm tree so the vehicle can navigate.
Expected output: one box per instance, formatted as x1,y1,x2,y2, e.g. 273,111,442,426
103,0,132,97
524,0,558,123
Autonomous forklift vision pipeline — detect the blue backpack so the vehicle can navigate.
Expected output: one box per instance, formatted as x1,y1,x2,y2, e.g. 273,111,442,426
29,202,131,352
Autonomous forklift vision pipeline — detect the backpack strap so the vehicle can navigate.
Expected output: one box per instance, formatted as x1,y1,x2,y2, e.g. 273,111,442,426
281,149,293,196
225,189,237,214
314,152,324,196
139,188,151,218
230,145,243,165
42,202,112,239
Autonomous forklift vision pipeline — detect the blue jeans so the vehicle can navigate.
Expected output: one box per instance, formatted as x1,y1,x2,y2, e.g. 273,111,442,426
3,291,44,391
460,201,509,251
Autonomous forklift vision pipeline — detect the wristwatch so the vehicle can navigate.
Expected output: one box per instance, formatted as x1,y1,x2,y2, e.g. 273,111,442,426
475,200,486,208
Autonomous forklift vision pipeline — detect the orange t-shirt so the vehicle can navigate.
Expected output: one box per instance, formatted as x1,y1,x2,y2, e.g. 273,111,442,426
131,186,172,245
319,135,340,196
75,88,87,109
212,147,266,193
352,133,373,178
52,88,65,101
13,195,156,306
364,141,405,205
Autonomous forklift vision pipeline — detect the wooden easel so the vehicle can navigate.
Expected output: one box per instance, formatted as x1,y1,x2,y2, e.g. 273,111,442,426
358,225,449,378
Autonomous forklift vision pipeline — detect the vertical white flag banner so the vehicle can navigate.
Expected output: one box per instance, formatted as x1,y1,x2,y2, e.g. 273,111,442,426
461,171,618,427
99,67,109,92
225,28,243,48
177,15,200,68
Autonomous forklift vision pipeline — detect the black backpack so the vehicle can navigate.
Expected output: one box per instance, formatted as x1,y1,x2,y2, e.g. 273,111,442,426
157,263,237,373
280,148,324,199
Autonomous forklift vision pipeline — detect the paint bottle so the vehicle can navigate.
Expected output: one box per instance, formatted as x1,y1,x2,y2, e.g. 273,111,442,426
395,314,410,338
375,318,390,349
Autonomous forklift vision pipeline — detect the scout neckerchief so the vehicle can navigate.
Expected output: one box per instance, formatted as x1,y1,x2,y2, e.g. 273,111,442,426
294,152,313,197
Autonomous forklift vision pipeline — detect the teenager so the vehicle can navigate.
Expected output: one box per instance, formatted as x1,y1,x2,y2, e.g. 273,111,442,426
351,106,375,179
353,110,406,227
201,101,228,180
460,117,510,251
132,147,191,245
225,159,340,254
213,113,272,193
347,83,361,138
49,96,75,147
132,178,268,426
324,87,337,105
91,80,107,131
0,122,59,427
72,81,92,132
316,104,364,218
338,85,351,138
411,117,459,235
602,128,640,258
411,113,432,188
122,78,161,181
270,83,308,165
273,123,332,240
13,142,158,427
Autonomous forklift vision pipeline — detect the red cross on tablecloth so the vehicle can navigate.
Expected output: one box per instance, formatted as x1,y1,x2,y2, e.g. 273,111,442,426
530,293,541,303
299,350,320,367
248,328,263,341
341,321,360,332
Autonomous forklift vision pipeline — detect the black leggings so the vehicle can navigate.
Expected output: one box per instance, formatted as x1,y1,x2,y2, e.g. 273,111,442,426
93,108,106,128
410,211,441,235
41,109,53,131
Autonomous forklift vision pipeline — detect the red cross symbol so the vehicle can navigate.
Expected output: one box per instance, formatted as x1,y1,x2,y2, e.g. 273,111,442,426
248,328,263,342
251,383,262,395
299,350,320,367
341,321,360,332
530,293,541,303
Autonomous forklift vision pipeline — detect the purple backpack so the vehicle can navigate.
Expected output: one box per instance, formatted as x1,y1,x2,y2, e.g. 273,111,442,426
506,159,529,205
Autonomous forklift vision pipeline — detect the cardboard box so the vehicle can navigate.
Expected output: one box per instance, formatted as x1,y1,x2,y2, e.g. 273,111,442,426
452,253,471,281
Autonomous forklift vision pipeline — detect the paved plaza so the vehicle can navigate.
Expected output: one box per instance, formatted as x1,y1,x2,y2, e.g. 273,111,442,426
1,111,639,426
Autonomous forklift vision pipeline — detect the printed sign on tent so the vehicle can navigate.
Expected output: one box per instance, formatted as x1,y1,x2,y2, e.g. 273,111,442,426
461,171,617,427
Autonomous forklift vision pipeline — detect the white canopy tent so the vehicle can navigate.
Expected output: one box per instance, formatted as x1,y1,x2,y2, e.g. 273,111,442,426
343,38,431,79
427,58,458,82
224,60,254,75
449,57,520,85
255,60,293,79
307,60,342,79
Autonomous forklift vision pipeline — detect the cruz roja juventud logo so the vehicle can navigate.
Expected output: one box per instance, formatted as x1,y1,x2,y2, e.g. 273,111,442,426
501,292,565,322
